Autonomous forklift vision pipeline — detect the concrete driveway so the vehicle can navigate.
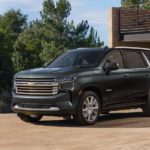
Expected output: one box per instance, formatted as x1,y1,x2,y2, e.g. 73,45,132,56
1,109,150,150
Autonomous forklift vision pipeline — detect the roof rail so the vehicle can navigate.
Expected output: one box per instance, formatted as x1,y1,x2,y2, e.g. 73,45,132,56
115,46,150,51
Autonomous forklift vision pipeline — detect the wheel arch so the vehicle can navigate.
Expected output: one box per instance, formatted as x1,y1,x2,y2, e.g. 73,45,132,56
79,84,103,106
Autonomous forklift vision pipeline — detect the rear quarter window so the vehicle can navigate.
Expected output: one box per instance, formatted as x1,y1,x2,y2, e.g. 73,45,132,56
122,51,146,69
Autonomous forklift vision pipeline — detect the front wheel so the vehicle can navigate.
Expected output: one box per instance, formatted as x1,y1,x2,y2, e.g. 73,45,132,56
17,113,43,123
74,91,100,125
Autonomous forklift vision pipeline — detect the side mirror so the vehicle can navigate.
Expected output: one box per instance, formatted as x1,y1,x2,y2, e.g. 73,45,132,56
104,61,119,74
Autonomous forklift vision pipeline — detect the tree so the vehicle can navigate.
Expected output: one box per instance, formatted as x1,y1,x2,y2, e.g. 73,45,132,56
0,9,27,37
0,9,27,87
13,26,45,71
85,27,104,47
121,0,150,7
39,0,103,63
15,0,104,66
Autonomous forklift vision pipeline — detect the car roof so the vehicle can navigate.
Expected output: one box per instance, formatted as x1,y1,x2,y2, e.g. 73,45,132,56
68,47,109,53
68,47,150,54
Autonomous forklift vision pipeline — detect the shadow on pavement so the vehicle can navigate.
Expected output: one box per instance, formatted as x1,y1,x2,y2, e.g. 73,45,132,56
34,111,150,128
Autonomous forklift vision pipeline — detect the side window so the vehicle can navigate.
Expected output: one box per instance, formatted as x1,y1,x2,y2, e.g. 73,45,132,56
106,51,124,69
122,51,146,69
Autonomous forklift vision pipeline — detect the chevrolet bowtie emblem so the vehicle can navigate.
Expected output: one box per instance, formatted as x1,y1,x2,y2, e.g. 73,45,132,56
27,82,35,86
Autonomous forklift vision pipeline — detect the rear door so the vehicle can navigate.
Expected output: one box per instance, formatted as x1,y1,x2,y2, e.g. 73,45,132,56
138,50,150,96
121,50,149,103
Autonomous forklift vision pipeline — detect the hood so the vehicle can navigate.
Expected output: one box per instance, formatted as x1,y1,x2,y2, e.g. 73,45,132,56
15,67,75,79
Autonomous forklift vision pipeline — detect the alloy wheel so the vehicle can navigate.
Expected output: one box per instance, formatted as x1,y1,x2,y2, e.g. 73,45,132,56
82,95,99,123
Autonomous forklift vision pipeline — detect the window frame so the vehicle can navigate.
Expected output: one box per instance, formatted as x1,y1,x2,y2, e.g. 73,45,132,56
143,51,150,67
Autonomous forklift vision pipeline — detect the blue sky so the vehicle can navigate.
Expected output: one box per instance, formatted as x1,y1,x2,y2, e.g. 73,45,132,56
0,0,121,45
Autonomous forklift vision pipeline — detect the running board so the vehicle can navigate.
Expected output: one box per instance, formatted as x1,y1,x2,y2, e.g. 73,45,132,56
102,102,145,111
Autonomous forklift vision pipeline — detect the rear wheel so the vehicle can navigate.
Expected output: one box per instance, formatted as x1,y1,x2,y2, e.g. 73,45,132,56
143,89,150,116
74,91,100,125
17,113,43,123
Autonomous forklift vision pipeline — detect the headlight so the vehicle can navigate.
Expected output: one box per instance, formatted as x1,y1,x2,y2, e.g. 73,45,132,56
56,77,77,83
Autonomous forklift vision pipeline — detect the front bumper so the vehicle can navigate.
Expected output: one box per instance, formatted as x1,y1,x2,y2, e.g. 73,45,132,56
12,92,75,116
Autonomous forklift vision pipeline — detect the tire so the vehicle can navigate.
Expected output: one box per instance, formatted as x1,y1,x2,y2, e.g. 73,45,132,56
17,113,43,123
143,89,150,116
74,91,100,125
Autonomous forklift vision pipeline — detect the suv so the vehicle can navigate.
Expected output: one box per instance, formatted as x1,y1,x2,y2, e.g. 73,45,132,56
12,47,150,125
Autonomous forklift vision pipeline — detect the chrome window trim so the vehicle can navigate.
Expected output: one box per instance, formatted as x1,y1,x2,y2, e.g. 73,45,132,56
142,52,150,68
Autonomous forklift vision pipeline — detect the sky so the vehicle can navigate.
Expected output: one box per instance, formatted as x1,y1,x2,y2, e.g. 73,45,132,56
0,0,121,45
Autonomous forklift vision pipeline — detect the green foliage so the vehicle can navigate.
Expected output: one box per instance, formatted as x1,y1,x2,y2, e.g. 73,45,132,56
13,26,45,71
0,9,27,35
40,41,67,64
121,0,150,8
0,9,27,88
15,0,104,67
86,27,104,47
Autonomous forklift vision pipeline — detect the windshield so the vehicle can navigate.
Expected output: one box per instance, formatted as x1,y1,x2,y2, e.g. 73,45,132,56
48,50,104,68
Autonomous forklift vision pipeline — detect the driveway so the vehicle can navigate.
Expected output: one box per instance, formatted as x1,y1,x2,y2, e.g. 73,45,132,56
1,109,150,150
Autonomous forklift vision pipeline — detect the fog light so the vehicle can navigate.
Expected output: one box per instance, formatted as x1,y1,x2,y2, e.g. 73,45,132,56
49,107,60,111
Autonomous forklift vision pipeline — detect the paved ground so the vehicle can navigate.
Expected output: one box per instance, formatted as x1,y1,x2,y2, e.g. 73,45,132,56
1,109,150,150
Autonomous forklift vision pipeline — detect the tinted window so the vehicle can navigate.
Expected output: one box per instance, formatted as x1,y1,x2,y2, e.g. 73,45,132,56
122,51,146,69
106,51,124,69
48,50,104,68
74,51,103,66
48,52,77,68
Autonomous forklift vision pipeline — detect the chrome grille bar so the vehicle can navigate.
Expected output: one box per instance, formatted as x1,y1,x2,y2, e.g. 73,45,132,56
15,78,59,96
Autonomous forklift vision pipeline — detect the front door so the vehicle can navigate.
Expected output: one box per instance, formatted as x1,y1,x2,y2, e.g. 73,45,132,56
102,50,131,106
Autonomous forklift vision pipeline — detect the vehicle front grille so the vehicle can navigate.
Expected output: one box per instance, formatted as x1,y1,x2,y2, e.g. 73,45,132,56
15,78,59,96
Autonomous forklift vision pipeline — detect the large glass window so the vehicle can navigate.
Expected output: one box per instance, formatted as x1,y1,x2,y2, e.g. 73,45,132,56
122,51,146,69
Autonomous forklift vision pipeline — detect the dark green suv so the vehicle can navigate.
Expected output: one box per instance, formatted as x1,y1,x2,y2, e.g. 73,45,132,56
12,47,150,125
